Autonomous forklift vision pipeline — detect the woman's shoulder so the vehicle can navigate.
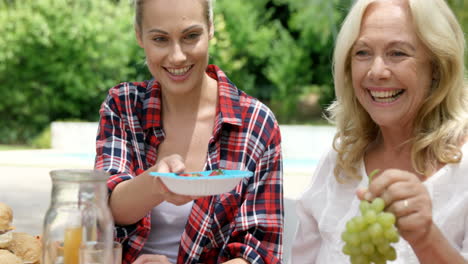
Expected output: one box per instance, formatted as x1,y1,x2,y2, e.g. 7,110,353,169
212,65,279,127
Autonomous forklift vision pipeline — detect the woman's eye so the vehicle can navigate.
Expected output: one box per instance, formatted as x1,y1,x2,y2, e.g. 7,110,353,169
153,36,168,43
185,33,201,40
390,51,407,57
355,50,369,57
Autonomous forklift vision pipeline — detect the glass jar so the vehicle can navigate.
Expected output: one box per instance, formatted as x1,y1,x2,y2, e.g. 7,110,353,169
42,169,114,264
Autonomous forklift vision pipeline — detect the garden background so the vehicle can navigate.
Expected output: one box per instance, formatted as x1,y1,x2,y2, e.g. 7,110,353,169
0,0,467,147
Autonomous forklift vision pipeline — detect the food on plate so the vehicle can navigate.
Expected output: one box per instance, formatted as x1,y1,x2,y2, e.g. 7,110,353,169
7,232,41,264
177,172,203,177
0,249,22,264
177,169,225,177
208,169,224,176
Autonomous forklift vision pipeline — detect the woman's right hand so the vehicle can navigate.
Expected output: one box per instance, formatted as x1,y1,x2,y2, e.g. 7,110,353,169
150,154,200,205
357,169,433,248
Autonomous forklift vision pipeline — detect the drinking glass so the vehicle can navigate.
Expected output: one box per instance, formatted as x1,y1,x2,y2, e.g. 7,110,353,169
80,241,122,264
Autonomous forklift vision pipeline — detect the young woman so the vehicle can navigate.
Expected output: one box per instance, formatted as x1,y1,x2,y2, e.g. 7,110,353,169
95,0,283,263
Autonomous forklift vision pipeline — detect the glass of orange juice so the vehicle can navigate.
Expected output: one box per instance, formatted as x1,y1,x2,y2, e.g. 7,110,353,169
64,226,83,264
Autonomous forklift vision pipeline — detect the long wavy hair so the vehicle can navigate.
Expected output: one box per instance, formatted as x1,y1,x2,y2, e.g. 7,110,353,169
327,0,468,182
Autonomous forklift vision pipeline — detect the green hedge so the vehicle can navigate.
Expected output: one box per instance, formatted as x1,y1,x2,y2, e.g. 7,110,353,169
0,0,148,144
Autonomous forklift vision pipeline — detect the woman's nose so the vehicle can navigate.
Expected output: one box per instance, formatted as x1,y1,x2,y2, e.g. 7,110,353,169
168,42,187,64
368,56,391,80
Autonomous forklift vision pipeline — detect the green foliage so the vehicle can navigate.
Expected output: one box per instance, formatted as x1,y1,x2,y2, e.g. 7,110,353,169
274,0,351,109
0,0,147,144
4,0,466,146
31,125,51,149
447,0,468,68
210,0,314,122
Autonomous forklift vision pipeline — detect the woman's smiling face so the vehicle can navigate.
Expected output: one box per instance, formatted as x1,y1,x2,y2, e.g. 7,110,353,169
351,0,433,130
136,0,213,95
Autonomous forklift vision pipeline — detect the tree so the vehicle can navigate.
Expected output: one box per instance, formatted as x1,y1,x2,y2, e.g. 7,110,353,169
0,0,147,143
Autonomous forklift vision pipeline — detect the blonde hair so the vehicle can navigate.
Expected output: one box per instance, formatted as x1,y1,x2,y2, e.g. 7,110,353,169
327,0,468,181
133,0,214,30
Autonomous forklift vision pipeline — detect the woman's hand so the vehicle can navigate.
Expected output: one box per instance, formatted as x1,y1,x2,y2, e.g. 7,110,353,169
357,169,433,247
150,154,200,205
132,254,172,264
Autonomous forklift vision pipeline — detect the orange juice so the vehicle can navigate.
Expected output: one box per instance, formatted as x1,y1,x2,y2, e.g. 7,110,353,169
64,226,82,264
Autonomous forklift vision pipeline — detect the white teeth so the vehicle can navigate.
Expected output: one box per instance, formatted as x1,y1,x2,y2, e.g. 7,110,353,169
167,66,191,75
369,90,402,98
369,89,403,103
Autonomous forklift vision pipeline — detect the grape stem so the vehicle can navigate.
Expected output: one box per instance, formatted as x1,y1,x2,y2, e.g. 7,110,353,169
368,169,380,185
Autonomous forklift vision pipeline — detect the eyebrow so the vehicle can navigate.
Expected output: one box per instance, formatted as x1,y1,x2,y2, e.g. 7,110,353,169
388,41,416,52
147,24,204,35
352,40,416,52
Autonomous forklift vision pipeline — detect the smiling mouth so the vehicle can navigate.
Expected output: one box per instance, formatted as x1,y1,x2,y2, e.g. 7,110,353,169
165,66,192,76
369,89,405,103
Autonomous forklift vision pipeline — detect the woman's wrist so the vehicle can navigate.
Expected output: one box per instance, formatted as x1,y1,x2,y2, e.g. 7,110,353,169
411,224,467,264
110,173,164,225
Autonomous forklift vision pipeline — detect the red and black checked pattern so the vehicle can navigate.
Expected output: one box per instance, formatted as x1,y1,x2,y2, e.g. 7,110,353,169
95,65,283,264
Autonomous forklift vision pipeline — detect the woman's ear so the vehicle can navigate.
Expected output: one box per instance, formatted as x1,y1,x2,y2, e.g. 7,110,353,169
135,26,144,48
208,22,215,40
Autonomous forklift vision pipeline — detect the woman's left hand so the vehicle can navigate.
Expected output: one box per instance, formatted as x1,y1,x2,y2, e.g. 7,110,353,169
358,169,433,247
132,254,172,264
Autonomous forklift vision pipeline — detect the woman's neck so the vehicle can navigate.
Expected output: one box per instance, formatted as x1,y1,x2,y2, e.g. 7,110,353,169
162,75,218,121
161,73,218,118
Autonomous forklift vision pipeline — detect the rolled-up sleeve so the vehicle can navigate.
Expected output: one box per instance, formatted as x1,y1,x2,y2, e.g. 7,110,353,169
221,125,283,264
94,90,140,240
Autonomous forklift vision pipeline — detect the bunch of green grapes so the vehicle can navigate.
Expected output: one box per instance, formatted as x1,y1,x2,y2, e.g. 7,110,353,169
341,171,400,264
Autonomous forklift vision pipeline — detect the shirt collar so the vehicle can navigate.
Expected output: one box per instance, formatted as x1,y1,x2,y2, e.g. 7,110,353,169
142,64,243,131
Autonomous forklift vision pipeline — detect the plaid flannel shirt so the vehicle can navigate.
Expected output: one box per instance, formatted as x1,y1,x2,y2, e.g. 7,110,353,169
95,65,283,264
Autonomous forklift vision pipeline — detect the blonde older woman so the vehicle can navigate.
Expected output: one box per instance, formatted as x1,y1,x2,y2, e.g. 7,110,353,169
292,0,468,263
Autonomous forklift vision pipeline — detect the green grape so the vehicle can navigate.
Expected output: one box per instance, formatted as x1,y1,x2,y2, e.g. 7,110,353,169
377,212,396,227
368,223,383,239
359,229,371,243
384,227,400,243
342,231,351,243
347,218,359,233
341,169,400,263
371,198,385,213
369,252,386,264
384,246,397,261
360,200,371,214
371,236,387,246
351,255,370,264
360,242,375,255
348,232,361,246
343,244,353,255
354,215,367,231
364,210,377,224
376,243,391,255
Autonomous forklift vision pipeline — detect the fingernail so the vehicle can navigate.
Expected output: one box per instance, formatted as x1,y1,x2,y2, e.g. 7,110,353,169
364,192,373,201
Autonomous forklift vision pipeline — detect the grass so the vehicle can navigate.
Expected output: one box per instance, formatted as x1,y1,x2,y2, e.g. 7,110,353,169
0,145,35,151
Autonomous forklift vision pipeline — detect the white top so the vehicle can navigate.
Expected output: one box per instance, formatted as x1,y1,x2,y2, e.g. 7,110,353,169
291,144,468,264
140,201,193,263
